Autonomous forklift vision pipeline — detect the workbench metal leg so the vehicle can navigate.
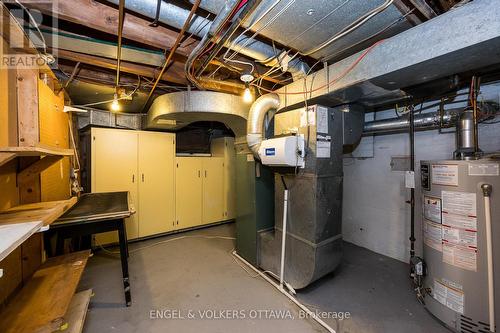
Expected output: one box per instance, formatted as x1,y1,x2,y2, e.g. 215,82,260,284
118,220,131,307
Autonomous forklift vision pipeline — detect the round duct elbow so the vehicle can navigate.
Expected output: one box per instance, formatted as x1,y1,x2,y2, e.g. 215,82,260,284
246,93,280,158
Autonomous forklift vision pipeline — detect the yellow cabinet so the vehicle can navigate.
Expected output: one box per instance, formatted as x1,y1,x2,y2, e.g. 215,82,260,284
202,158,225,224
91,128,139,242
175,157,203,229
91,128,175,244
212,137,236,219
138,132,175,237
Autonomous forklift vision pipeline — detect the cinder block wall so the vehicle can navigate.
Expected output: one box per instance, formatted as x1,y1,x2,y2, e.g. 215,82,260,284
343,83,500,262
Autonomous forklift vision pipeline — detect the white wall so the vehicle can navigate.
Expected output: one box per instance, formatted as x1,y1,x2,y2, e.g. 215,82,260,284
342,83,500,263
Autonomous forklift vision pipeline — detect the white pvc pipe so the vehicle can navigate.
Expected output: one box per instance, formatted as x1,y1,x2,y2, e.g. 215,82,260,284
232,251,336,333
483,186,495,332
280,189,289,291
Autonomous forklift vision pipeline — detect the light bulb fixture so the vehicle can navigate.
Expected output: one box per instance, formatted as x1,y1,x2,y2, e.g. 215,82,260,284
243,83,253,104
240,72,254,83
111,93,120,112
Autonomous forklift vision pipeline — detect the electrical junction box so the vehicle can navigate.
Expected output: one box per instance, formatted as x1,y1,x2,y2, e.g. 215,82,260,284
258,135,305,168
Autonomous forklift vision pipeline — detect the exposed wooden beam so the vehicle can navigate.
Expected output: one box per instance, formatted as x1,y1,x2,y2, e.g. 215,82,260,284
408,0,438,20
54,49,187,85
27,0,282,86
57,63,149,88
56,50,243,95
26,0,196,57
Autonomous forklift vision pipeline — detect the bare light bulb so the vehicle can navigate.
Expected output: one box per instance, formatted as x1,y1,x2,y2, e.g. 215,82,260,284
111,94,120,112
243,87,253,103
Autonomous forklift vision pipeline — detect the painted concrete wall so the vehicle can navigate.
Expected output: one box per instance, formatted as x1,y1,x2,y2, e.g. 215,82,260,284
342,83,500,263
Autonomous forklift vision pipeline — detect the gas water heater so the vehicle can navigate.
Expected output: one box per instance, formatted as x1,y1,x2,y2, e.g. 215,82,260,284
420,158,500,332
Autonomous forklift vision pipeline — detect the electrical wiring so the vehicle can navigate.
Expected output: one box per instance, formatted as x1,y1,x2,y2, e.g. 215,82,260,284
300,0,394,57
57,68,186,93
285,0,353,48
68,117,81,171
222,0,294,66
251,39,384,96
14,0,47,53
178,13,214,49
195,0,259,79
322,8,415,62
186,0,250,87
231,251,336,333
94,235,236,256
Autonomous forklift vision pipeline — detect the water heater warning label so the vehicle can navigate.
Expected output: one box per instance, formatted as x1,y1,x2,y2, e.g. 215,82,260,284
442,213,477,231
433,280,464,314
432,164,459,186
424,196,441,223
424,220,442,252
442,191,477,217
468,163,499,176
442,243,477,271
442,226,477,247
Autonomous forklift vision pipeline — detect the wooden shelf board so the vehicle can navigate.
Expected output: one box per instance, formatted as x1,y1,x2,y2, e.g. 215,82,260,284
0,197,78,226
0,250,91,333
0,221,43,262
0,144,74,157
64,289,93,333
0,144,74,167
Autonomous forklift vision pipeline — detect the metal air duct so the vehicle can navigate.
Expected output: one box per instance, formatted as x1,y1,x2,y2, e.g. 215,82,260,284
103,0,309,77
246,93,280,158
363,108,460,135
145,91,249,138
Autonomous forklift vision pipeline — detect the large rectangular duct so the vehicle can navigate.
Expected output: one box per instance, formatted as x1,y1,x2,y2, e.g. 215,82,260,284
275,0,500,111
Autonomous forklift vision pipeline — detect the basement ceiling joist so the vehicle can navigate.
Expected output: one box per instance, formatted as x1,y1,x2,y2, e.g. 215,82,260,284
41,29,173,70
53,49,187,85
26,0,283,86
26,0,198,57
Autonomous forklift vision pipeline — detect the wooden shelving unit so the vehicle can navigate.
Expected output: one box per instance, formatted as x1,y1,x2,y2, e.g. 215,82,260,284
64,289,93,333
0,197,77,262
0,250,91,333
0,144,74,171
0,197,77,226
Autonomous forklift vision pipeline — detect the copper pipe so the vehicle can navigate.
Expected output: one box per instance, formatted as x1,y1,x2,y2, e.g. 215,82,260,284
141,0,202,112
116,0,125,89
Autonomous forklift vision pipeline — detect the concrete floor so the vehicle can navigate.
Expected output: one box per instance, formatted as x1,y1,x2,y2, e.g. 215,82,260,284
78,223,448,333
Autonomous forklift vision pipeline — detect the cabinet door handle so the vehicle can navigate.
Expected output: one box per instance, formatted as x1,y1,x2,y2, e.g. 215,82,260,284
142,173,144,182
205,170,207,178
132,174,135,183
198,170,201,177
